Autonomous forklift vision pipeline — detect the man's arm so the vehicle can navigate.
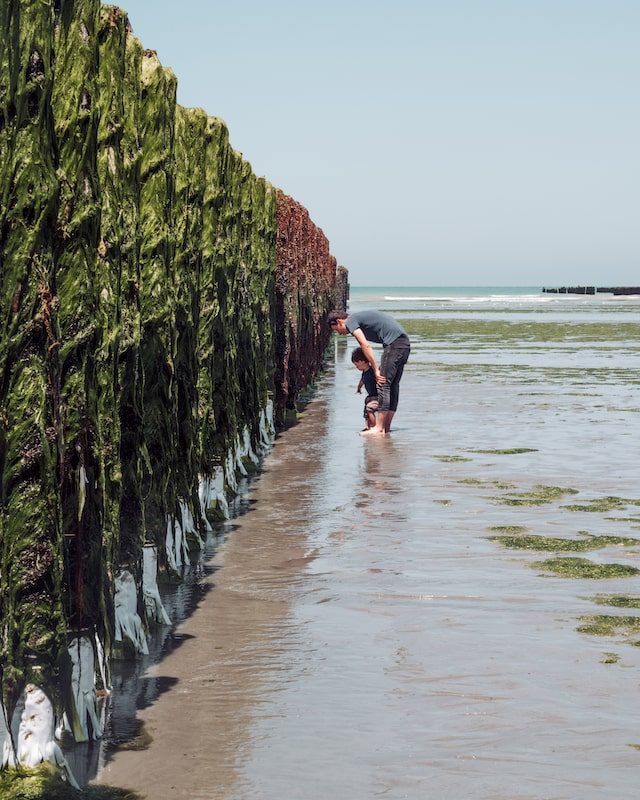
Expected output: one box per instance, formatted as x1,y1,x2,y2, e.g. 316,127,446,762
351,328,386,384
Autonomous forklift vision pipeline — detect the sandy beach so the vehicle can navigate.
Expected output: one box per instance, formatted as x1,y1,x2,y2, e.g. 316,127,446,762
93,289,640,799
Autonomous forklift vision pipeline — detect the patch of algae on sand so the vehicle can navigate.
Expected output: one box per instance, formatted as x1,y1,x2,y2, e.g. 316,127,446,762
591,595,640,609
433,454,471,463
563,497,640,513
600,652,620,664
0,764,141,800
576,614,640,638
469,448,538,455
458,479,516,489
399,317,640,343
487,525,529,534
532,557,640,579
488,533,640,552
487,485,579,507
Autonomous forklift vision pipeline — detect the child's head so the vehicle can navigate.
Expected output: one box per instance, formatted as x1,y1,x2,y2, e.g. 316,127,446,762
351,347,370,371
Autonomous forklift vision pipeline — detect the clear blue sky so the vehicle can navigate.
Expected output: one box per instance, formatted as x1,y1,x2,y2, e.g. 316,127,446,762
122,0,639,286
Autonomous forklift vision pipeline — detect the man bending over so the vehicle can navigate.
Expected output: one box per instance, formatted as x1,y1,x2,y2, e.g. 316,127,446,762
328,309,411,435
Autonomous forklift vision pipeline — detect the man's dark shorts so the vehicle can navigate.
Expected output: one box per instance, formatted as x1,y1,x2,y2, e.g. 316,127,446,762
378,334,410,412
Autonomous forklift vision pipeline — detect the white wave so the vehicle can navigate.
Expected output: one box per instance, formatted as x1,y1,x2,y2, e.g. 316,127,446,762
383,294,554,303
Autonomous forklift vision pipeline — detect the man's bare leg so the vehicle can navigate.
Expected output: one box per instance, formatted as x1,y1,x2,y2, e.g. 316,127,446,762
382,410,395,433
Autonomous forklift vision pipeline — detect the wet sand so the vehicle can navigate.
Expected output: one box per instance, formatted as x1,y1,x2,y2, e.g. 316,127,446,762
98,319,640,799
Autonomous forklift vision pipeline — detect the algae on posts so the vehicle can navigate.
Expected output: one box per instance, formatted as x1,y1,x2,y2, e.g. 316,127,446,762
52,0,112,670
138,49,180,561
116,26,146,569
95,4,142,580
173,105,207,522
0,0,66,722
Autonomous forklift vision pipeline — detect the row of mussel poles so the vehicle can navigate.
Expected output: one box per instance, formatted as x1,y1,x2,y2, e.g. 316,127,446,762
0,0,341,783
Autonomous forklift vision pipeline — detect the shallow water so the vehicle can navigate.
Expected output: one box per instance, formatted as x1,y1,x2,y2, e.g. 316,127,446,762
95,289,640,799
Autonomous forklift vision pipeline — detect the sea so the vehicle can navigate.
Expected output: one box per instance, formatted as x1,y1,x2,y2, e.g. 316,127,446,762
12,287,640,798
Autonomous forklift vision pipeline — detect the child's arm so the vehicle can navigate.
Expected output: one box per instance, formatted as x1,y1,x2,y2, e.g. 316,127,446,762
356,377,364,394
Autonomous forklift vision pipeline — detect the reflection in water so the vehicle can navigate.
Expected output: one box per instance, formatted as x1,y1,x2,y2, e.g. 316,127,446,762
98,389,333,798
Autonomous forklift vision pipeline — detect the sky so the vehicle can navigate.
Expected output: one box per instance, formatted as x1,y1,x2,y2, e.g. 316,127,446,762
122,0,639,287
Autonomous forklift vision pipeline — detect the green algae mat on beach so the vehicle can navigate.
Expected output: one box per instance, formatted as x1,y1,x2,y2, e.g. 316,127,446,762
576,615,640,639
488,533,640,552
531,557,639,579
399,317,640,344
486,485,578,506
0,765,141,800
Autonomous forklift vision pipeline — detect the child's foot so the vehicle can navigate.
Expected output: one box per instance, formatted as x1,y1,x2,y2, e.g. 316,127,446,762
359,427,385,436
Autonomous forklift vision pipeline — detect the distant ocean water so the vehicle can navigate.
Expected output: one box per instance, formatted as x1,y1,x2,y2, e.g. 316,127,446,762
348,285,640,308
347,286,640,320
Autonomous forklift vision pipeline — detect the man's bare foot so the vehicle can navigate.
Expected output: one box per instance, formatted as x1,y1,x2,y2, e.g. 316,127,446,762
359,427,385,436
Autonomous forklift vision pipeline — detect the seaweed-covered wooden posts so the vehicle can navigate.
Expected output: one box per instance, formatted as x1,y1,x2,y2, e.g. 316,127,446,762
274,191,337,427
334,265,349,311
95,5,140,587
51,0,110,733
0,0,345,784
0,0,66,769
137,50,180,575
173,106,207,547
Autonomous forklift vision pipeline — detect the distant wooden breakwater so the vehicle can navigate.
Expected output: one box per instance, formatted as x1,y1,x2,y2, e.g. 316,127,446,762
542,286,640,295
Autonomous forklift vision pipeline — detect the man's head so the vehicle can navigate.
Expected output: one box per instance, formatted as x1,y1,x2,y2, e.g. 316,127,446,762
351,347,370,371
327,310,349,335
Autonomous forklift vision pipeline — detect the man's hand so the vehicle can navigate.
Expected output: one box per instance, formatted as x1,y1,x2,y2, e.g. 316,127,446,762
375,371,386,385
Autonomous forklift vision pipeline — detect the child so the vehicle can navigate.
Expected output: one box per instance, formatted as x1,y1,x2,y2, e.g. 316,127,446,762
351,347,379,430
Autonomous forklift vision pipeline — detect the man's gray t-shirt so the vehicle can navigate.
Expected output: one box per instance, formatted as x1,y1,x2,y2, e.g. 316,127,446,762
345,310,408,346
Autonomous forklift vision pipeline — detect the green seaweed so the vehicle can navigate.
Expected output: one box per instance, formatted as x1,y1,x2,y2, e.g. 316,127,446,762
458,479,516,489
487,525,529,534
469,448,538,455
591,595,640,609
576,615,640,637
434,455,471,463
562,497,638,513
600,652,620,664
0,763,141,799
400,317,640,344
532,557,640,579
488,485,579,506
489,534,640,552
